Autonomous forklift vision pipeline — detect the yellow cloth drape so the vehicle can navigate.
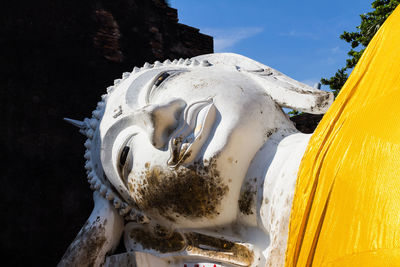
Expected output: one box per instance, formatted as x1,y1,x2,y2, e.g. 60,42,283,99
285,6,400,267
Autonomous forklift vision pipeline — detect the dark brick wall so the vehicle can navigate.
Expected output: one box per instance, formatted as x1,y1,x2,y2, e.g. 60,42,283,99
0,0,212,266
290,114,324,134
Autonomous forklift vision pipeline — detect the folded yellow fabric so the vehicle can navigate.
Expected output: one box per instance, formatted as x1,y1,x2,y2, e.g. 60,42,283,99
285,6,400,267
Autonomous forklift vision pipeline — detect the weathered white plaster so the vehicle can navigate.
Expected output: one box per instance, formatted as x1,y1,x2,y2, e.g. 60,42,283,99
61,53,333,267
58,192,124,267
259,133,312,267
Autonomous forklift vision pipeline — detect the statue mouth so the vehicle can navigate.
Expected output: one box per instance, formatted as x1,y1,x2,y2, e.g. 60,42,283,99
168,98,216,167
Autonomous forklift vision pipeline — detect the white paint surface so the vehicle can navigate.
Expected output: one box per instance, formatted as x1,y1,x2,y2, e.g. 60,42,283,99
61,53,332,267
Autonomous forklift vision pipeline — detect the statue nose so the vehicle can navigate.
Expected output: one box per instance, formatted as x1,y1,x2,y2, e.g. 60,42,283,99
145,99,186,150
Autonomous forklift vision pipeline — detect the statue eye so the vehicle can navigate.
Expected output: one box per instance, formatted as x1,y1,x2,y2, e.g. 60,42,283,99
146,70,188,103
154,72,170,87
118,145,132,183
119,146,130,166
117,134,137,183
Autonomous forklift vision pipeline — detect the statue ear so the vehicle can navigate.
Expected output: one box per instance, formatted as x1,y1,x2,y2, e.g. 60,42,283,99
246,68,334,114
193,53,334,114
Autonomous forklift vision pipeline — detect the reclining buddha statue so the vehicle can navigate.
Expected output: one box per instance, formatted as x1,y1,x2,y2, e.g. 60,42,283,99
59,53,333,267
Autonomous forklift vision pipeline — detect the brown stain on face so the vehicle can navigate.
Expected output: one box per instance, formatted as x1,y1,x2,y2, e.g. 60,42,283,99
192,79,209,89
169,136,183,165
132,158,229,220
265,127,278,138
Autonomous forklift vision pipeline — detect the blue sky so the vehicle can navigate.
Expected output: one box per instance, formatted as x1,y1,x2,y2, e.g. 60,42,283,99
169,0,372,89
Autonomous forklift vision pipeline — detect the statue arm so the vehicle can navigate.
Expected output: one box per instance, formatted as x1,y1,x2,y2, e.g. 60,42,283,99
58,192,124,267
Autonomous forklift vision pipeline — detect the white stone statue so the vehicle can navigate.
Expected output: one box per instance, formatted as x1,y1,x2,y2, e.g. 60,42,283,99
59,53,333,267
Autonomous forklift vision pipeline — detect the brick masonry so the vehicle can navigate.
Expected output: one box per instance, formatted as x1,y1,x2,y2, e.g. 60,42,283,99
1,0,212,265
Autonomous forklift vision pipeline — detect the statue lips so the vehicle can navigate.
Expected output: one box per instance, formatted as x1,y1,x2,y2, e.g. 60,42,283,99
168,98,216,167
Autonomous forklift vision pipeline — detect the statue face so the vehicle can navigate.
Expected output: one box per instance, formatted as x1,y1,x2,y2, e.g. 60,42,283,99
99,63,295,228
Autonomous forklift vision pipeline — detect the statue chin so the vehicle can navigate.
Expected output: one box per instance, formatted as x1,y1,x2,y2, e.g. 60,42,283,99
60,53,333,267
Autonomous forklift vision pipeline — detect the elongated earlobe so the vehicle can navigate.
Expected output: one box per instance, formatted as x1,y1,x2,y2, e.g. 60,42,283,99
247,69,334,114
192,53,334,114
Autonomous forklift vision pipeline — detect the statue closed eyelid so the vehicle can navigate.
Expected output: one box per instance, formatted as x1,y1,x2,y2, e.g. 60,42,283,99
119,146,130,166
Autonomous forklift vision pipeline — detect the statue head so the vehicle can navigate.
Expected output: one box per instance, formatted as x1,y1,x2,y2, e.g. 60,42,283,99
69,53,333,230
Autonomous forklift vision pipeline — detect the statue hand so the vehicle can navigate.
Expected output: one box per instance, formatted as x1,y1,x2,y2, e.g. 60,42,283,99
58,192,124,267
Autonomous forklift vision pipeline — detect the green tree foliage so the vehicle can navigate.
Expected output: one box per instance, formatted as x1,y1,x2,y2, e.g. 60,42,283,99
321,0,400,96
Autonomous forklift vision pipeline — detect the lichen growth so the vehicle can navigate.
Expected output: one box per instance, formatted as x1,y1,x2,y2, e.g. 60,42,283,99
130,226,185,253
131,158,229,220
58,219,107,267
129,229,254,266
185,232,254,266
238,180,257,215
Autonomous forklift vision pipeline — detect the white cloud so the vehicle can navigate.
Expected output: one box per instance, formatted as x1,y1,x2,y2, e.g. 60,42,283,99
202,27,263,52
330,46,343,54
279,30,318,40
323,57,337,65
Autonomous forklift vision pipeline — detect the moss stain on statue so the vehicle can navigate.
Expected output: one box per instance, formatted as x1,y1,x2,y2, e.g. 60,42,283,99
128,229,254,266
129,158,229,220
185,232,254,266
238,179,257,215
58,218,107,267
129,226,185,253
